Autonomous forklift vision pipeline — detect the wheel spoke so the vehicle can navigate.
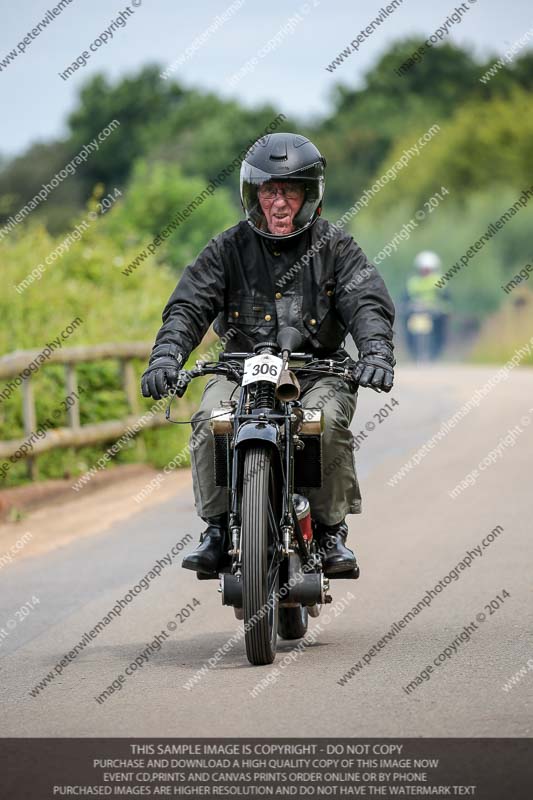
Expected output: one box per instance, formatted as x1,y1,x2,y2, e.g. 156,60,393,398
267,497,282,606
267,558,280,591
267,501,278,540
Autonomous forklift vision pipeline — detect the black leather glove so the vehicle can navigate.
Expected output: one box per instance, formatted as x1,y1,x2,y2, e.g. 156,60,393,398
141,343,185,400
352,339,395,393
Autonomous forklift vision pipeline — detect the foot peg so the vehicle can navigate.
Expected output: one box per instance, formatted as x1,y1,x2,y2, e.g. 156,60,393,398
194,553,233,581
326,566,360,579
196,571,219,581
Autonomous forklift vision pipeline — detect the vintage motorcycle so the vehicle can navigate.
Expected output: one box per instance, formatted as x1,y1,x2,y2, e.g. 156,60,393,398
169,327,359,666
404,301,448,362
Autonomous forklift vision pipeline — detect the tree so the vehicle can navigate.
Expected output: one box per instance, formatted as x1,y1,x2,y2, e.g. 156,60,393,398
368,88,533,212
67,65,187,190
0,140,85,232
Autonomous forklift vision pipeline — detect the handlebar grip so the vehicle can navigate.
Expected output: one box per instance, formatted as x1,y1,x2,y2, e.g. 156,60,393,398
174,380,188,398
175,373,192,398
169,370,192,398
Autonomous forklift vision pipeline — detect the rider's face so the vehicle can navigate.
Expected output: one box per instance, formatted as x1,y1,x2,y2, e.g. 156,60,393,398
258,181,305,236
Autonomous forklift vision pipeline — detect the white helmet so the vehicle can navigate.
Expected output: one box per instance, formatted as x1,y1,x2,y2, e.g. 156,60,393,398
414,251,441,273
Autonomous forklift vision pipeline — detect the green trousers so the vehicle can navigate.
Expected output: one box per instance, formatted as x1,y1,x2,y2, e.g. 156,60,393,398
189,375,362,526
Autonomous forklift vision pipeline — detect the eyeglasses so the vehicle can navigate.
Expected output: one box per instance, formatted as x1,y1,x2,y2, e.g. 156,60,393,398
258,184,303,200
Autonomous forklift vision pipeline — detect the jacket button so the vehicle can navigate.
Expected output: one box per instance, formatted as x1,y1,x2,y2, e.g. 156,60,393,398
275,292,282,299
264,314,272,321
233,311,239,318
310,318,317,326
326,290,334,296
273,250,281,256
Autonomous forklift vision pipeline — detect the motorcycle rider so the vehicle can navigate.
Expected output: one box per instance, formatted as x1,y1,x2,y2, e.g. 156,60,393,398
404,251,450,359
141,132,395,576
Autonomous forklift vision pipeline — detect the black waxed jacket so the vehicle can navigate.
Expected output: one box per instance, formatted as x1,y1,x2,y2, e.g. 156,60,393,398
153,218,395,363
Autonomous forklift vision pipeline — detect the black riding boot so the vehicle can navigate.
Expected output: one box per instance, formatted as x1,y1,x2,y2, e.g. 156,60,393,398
182,513,228,574
316,520,359,576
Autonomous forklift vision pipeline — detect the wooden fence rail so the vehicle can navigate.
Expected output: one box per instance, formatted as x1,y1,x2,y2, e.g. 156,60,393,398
0,342,174,479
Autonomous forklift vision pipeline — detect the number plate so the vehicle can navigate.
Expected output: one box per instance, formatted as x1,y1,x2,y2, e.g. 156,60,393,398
242,353,283,386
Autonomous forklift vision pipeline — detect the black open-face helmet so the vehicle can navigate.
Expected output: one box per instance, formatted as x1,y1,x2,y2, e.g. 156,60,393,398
240,132,326,240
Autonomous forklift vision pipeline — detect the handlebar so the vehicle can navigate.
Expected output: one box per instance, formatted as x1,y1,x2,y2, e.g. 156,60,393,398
170,353,357,398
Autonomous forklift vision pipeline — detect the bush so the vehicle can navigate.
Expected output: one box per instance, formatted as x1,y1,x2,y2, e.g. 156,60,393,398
0,177,234,486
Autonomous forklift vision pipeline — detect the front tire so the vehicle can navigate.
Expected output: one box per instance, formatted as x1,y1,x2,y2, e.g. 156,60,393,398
241,446,280,665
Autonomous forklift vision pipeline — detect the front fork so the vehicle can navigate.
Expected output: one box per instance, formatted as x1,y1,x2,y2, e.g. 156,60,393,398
227,391,305,566
280,408,295,554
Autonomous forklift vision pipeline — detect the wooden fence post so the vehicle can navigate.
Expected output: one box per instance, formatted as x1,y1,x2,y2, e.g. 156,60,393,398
21,376,37,480
65,363,80,429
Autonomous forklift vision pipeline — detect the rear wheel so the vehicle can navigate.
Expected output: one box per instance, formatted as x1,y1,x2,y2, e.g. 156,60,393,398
241,446,280,665
279,606,309,640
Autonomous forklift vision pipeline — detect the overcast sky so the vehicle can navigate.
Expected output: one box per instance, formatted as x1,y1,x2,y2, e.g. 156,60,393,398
1,0,532,158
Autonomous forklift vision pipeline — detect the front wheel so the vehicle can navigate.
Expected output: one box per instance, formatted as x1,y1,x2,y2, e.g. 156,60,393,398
241,446,280,665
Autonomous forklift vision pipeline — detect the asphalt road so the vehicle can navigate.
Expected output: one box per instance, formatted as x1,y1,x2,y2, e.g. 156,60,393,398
1,364,532,737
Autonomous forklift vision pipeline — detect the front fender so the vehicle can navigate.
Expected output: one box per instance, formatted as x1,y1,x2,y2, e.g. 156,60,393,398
234,420,279,450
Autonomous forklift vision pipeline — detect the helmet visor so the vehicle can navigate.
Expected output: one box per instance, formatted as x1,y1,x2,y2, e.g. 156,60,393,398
240,161,325,238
